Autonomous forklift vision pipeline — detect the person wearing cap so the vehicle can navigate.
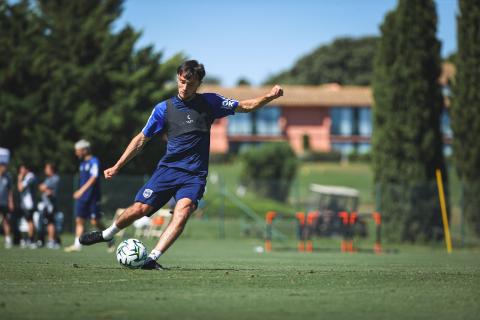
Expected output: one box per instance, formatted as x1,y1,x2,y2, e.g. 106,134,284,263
65,140,112,252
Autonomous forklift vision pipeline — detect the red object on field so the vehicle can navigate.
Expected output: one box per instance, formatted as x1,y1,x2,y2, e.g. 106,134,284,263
306,211,319,225
339,211,349,225
349,212,358,225
265,240,272,253
297,241,305,252
152,216,165,226
265,211,277,224
372,212,381,225
296,212,305,225
306,240,313,253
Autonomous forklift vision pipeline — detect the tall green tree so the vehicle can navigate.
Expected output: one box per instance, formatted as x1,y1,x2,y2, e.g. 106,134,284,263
265,37,378,85
0,0,46,169
372,0,447,242
0,0,182,174
451,0,480,236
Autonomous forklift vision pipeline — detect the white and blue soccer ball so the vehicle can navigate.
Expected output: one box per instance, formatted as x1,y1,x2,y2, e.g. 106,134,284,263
116,238,148,268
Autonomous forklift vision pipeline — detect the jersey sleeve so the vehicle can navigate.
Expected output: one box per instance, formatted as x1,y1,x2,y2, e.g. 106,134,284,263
142,101,167,137
22,173,35,188
90,159,100,178
201,93,239,119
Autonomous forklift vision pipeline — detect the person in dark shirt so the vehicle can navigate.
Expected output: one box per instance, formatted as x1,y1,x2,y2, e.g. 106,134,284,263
65,140,112,252
38,163,60,249
0,162,14,249
80,60,283,269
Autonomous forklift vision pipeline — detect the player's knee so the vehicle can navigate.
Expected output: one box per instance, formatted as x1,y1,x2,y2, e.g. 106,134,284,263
174,205,194,223
131,202,152,218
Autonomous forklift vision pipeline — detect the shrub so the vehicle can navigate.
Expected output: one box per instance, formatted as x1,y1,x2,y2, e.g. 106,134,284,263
240,142,298,201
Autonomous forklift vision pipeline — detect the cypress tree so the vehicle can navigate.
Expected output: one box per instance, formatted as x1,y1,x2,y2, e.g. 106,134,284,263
451,0,480,236
372,0,446,242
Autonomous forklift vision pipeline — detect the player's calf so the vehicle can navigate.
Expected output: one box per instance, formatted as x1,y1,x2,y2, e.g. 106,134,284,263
79,202,153,246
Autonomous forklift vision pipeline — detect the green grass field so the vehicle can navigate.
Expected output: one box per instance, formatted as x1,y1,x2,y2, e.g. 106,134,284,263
1,226,479,320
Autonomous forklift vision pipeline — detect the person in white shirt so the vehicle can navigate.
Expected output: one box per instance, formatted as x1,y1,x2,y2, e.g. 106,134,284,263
17,164,37,249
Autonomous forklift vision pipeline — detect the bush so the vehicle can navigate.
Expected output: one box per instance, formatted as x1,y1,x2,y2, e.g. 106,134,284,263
348,152,371,162
209,153,234,164
298,151,342,162
240,142,298,201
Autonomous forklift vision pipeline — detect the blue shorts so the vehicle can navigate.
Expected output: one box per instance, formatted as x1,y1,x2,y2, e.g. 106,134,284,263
75,198,102,220
135,166,206,215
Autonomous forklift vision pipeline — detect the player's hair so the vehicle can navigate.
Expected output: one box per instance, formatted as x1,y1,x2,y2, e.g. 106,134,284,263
21,163,32,171
177,60,206,81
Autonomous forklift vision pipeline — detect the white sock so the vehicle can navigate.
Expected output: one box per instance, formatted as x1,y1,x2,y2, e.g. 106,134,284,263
102,223,120,240
148,249,162,261
74,237,81,247
5,236,12,244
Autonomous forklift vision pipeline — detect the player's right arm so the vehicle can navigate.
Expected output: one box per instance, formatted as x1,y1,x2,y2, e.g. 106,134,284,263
104,101,166,180
104,133,150,180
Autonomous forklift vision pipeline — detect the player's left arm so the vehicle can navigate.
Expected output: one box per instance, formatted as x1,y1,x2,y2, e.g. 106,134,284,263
73,176,97,199
236,85,283,113
73,161,100,199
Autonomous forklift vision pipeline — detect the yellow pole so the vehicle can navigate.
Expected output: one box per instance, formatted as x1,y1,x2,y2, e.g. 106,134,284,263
435,169,453,254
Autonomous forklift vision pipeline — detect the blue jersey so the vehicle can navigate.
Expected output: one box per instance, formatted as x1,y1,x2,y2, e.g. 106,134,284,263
142,93,238,176
78,156,101,202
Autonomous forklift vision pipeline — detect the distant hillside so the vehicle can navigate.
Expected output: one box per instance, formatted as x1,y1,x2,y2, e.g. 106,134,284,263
265,36,378,86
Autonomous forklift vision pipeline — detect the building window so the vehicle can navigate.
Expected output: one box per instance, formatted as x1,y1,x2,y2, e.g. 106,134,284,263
358,108,372,136
331,142,355,154
357,143,371,154
228,112,251,135
256,107,281,136
331,108,353,135
228,106,281,136
332,142,371,155
331,107,371,136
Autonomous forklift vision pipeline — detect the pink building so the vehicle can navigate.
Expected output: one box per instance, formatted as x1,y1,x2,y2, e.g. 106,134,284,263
200,63,454,155
200,84,374,155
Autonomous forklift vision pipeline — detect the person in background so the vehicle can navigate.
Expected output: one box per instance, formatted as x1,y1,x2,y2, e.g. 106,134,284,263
17,164,37,249
0,161,14,249
65,140,113,252
38,162,60,249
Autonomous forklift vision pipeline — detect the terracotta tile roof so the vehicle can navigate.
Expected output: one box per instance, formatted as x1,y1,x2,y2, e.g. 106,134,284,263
199,63,454,108
199,84,373,107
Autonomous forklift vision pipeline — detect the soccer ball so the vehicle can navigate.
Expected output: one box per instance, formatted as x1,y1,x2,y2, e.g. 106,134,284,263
116,238,148,268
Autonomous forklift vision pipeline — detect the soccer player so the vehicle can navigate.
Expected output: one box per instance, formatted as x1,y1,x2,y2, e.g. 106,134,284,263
65,140,112,252
80,60,283,269
0,162,14,249
38,163,60,249
17,164,37,248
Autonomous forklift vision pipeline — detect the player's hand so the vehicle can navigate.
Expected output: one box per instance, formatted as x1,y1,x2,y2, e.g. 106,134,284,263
267,85,283,100
104,166,119,180
73,190,83,200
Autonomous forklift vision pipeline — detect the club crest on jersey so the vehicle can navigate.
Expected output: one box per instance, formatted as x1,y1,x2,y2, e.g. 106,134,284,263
186,114,194,124
143,189,153,198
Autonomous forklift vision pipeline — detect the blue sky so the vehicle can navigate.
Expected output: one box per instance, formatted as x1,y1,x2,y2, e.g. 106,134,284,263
117,0,457,86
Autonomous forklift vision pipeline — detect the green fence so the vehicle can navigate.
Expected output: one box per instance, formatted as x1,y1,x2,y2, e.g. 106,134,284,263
50,164,479,247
